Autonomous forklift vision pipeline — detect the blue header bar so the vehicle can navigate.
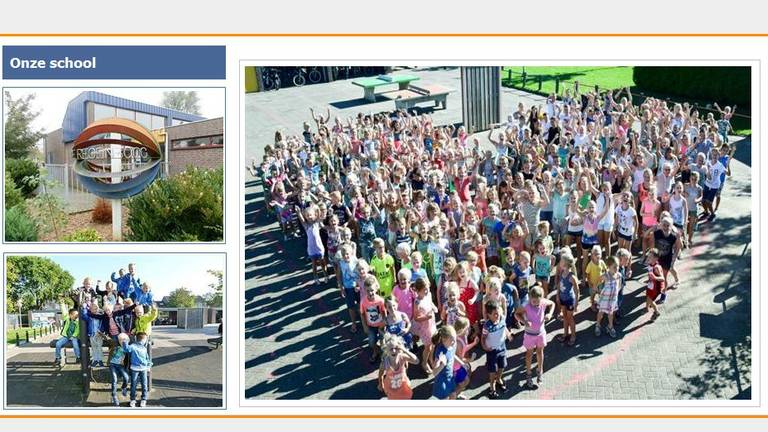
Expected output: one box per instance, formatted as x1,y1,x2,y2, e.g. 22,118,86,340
2,46,225,79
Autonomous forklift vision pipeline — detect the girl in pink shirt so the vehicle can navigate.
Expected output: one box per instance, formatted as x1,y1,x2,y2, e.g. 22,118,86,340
392,268,416,321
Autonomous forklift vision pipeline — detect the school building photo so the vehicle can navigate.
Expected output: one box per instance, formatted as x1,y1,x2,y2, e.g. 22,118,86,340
3,88,224,242
4,253,224,408
244,65,752,400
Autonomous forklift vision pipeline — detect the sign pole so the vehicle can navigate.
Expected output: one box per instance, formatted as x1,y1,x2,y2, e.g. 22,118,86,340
110,137,122,241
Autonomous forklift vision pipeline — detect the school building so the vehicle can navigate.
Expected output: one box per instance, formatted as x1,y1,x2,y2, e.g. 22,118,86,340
43,91,224,179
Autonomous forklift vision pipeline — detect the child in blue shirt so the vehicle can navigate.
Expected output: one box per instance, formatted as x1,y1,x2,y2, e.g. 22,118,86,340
123,331,152,407
109,333,131,406
111,264,141,300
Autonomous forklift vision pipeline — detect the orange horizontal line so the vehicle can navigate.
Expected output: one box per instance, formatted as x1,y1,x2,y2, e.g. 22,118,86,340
1,415,768,419
1,33,768,37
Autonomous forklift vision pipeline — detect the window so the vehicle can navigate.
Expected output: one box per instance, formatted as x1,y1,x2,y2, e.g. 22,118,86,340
93,103,116,121
135,112,152,130
116,108,135,120
171,134,224,149
151,115,166,129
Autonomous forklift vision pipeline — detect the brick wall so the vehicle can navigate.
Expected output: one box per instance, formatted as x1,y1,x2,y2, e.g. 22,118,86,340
169,146,224,176
166,117,224,176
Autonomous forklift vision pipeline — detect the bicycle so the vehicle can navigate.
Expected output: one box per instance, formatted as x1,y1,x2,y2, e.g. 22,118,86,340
308,66,322,83
261,67,281,91
292,67,307,87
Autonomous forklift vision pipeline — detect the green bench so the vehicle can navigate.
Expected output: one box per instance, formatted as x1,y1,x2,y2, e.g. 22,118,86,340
382,84,453,111
351,74,420,102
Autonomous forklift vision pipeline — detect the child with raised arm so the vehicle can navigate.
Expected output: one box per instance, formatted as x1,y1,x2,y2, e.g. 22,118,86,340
378,333,419,400
515,285,555,388
111,263,141,301
440,281,466,326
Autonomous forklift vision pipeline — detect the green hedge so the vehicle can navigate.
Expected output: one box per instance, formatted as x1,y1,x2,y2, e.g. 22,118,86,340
125,167,224,242
5,158,40,198
633,67,750,107
5,205,39,242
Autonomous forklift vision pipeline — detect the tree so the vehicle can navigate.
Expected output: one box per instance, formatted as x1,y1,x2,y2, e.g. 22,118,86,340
160,91,201,115
204,269,223,307
5,256,75,312
166,287,196,308
4,91,45,159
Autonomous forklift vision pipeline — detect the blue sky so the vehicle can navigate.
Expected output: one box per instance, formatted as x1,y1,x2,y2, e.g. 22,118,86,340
43,254,225,298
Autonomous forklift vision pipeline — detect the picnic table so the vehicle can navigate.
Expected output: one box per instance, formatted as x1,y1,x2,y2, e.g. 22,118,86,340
351,74,420,102
381,84,453,111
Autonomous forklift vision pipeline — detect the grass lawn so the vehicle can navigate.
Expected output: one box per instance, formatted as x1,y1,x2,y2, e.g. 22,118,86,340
6,327,54,345
7,328,29,345
501,66,635,95
501,66,750,136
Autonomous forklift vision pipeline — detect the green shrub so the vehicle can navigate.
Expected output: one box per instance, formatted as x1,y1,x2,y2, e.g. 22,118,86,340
633,67,751,107
62,228,103,242
5,158,40,197
5,172,24,209
125,167,224,242
5,205,39,242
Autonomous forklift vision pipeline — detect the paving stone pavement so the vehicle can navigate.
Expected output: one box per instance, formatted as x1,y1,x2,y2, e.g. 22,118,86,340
244,67,752,400
6,325,223,408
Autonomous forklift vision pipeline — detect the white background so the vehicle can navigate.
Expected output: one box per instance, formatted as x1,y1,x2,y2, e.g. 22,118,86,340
0,8,765,430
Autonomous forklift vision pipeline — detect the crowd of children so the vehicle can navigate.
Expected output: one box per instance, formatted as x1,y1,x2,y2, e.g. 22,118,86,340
256,85,737,399
52,263,157,407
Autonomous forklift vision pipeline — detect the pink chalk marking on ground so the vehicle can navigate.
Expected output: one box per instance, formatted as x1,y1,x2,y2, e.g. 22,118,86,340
537,222,712,400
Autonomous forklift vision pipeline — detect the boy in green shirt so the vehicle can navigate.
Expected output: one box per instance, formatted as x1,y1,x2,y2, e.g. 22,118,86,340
370,238,396,297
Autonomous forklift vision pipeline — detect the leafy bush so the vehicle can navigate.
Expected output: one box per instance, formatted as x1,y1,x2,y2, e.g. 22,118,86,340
5,172,24,209
5,205,39,241
5,158,40,197
125,167,223,242
62,228,103,242
27,177,68,240
92,198,112,223
633,67,750,106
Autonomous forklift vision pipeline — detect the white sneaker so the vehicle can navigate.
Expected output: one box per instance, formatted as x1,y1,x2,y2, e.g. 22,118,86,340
129,400,136,408
140,400,147,408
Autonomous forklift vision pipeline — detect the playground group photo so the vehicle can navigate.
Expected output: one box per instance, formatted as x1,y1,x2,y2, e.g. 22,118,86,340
5,253,224,408
244,65,752,401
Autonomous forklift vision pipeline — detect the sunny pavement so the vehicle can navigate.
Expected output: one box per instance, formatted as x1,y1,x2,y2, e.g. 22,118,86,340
243,67,751,400
5,325,223,408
